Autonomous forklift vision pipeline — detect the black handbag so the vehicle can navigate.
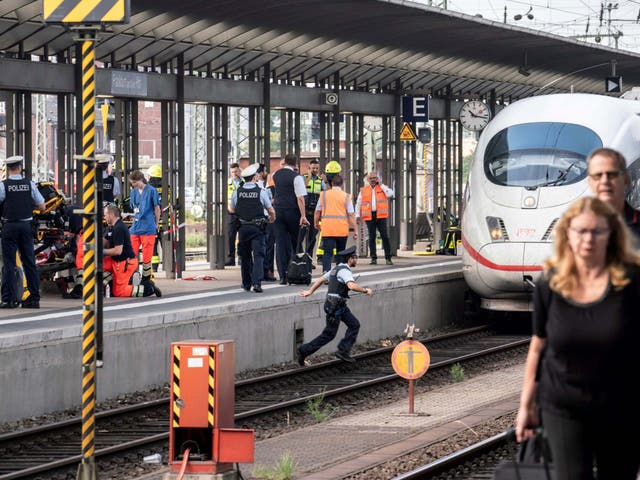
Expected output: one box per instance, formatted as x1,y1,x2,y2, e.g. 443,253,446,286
494,429,554,480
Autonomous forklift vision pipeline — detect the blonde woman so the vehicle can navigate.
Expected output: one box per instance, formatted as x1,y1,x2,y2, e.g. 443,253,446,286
516,197,640,480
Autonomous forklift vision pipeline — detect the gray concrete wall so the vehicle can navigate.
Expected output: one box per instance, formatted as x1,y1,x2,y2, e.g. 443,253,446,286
0,271,464,422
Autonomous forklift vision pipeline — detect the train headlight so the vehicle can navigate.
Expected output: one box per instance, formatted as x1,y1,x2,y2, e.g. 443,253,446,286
486,216,508,242
523,196,537,208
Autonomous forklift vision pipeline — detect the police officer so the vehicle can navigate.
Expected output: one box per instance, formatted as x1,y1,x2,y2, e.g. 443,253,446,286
226,163,242,266
102,159,121,204
229,163,275,293
256,164,277,282
297,245,374,365
0,156,46,308
303,159,324,258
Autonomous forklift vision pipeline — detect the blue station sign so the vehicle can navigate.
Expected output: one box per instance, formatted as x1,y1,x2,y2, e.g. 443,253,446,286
402,96,429,122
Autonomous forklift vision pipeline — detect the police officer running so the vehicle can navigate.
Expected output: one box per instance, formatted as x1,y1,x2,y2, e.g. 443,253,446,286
297,245,374,364
0,156,45,308
229,163,275,293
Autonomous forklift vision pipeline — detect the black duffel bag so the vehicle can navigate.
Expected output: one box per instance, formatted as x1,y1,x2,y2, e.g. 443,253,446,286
494,429,554,480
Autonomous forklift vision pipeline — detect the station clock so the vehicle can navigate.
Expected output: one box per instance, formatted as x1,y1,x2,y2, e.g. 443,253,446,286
459,100,491,131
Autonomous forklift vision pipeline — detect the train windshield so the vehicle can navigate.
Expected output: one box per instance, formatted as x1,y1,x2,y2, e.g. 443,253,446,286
484,122,602,188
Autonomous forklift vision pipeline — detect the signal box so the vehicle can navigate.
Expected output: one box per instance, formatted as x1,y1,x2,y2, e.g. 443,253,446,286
168,340,254,477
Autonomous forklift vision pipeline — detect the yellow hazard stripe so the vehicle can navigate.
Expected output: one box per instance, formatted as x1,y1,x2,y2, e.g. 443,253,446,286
63,0,101,23
101,0,124,22
43,0,65,19
172,346,181,427
208,346,215,427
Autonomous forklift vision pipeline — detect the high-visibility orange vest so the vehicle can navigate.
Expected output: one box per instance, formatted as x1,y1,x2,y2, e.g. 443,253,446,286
320,189,351,237
359,184,389,220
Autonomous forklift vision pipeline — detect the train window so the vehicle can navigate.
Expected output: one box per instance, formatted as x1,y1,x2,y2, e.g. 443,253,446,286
484,122,601,188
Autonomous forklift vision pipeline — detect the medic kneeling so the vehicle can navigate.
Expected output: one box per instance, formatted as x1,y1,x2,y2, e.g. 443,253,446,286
103,204,161,298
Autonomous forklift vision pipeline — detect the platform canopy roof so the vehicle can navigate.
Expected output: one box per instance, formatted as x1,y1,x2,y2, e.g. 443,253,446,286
1,0,640,98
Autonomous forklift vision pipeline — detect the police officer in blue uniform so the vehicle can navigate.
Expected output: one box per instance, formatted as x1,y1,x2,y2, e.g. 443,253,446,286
102,159,120,204
297,245,374,364
229,163,275,293
0,156,46,308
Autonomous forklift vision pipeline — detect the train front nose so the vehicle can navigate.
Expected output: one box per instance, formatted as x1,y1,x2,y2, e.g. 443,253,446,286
473,241,552,292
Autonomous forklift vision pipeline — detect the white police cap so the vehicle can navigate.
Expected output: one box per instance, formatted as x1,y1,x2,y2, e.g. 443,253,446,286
241,163,260,178
4,155,24,166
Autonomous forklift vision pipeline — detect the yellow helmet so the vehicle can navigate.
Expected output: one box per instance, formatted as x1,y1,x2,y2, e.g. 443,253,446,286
148,164,162,178
325,160,342,174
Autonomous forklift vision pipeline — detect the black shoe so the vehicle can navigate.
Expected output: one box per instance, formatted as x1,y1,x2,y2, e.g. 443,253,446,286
67,285,83,299
242,285,251,292
335,350,356,363
153,285,162,297
296,347,307,367
225,259,235,267
263,275,277,282
279,277,287,285
0,301,18,309
369,258,377,265
21,299,40,309
311,264,317,270
252,285,263,293
386,259,394,265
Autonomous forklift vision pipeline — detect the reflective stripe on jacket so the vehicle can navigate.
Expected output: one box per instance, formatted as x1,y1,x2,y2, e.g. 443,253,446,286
320,189,350,237
359,184,389,220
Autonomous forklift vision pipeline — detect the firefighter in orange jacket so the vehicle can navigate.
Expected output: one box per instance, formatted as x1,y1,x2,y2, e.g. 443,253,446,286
314,174,357,273
356,171,394,265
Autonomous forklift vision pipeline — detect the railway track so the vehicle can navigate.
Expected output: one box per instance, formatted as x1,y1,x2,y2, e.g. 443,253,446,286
0,325,529,479
391,429,517,480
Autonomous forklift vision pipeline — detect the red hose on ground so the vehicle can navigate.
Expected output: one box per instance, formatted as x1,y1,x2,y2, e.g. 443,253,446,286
176,447,191,480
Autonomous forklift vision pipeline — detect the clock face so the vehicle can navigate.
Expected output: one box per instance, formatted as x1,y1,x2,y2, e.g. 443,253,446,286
459,100,491,131
363,115,383,132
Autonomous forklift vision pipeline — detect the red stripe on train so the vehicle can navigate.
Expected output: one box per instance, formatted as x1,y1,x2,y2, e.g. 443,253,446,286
461,236,543,272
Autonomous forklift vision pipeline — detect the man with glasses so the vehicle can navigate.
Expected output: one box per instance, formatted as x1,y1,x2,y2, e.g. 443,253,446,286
586,147,640,239
356,171,394,265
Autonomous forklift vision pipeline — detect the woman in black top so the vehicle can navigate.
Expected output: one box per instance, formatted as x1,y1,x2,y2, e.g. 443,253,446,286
516,196,640,480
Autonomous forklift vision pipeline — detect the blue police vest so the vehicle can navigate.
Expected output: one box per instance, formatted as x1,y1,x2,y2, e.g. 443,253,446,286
2,178,32,221
235,184,265,222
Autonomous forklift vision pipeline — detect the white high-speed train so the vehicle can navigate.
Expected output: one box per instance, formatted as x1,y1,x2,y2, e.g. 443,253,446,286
461,93,640,312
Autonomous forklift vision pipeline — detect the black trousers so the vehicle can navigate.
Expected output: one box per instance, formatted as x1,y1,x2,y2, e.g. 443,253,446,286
227,214,239,259
264,222,275,276
274,208,301,279
542,409,640,480
1,221,40,302
320,236,347,273
299,305,360,357
237,224,266,288
366,212,392,260
305,212,318,256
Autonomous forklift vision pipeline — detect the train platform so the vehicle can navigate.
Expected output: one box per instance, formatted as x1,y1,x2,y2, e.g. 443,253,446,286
0,252,466,422
133,362,523,480
0,250,450,320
